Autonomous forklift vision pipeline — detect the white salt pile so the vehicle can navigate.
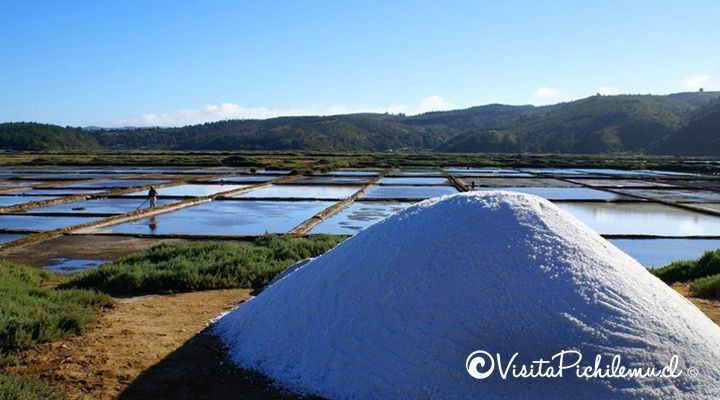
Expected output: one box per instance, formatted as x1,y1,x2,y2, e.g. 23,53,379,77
216,191,720,399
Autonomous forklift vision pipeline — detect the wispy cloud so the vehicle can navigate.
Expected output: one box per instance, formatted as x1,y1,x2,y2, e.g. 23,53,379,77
533,86,563,101
415,95,454,114
683,74,711,90
114,96,454,127
597,86,621,95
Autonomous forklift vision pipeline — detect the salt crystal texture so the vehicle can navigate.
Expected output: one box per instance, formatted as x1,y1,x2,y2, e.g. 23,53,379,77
216,191,720,399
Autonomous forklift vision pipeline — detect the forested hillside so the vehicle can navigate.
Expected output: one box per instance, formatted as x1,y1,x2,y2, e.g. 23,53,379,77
1,91,718,154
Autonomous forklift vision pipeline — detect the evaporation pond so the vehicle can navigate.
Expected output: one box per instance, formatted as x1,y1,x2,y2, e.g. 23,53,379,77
378,177,449,185
609,238,720,268
567,179,679,188
473,187,626,201
63,179,169,188
461,178,579,188
616,189,720,203
16,188,107,195
32,197,174,214
45,258,105,274
0,233,25,243
310,202,412,235
97,200,333,235
0,215,99,231
0,196,57,207
391,170,443,176
326,170,381,176
556,202,720,236
206,175,277,183
290,176,371,185
125,184,248,197
361,185,458,199
235,185,361,199
443,167,519,174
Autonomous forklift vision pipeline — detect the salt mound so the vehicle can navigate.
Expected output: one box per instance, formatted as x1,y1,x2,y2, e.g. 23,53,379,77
216,191,720,399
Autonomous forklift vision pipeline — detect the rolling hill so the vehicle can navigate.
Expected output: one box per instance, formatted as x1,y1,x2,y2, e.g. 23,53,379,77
1,91,718,155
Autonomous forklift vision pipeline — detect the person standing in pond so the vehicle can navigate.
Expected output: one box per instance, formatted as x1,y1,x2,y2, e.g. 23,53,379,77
148,185,158,208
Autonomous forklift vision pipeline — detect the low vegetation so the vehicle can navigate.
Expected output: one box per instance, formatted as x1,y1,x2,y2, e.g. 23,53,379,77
63,235,345,296
653,249,720,298
0,261,112,353
0,261,111,399
0,373,64,400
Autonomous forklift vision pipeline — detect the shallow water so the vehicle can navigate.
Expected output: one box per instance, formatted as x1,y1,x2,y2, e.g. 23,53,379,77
390,170,442,176
31,197,174,214
310,202,412,234
14,188,107,195
616,189,720,203
567,179,679,188
235,185,361,199
361,185,458,199
97,200,333,235
0,233,25,243
0,215,99,231
443,167,520,174
609,238,720,268
0,195,58,207
556,202,720,236
473,187,626,201
205,175,278,183
378,177,449,185
325,170,381,176
63,179,169,189
290,176,371,185
45,258,105,274
125,184,248,197
0,180,43,187
461,178,579,188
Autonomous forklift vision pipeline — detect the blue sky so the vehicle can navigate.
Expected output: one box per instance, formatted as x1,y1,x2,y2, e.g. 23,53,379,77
1,0,718,127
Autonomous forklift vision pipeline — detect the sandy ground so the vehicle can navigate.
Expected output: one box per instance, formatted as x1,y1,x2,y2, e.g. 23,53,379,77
0,235,179,267
1,280,717,399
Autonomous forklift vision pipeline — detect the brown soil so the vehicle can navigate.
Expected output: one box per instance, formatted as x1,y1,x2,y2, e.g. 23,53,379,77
673,283,720,324
3,282,717,399
0,235,179,268
5,288,307,400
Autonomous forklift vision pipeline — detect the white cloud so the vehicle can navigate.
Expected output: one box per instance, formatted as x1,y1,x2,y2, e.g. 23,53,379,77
597,86,621,95
533,86,563,100
415,95,454,114
683,74,711,90
114,96,453,127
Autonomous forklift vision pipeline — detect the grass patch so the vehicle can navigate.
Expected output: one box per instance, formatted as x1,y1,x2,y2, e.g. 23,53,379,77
0,261,112,354
689,274,720,298
63,235,345,296
0,372,63,400
653,249,720,284
0,261,110,399
653,249,720,298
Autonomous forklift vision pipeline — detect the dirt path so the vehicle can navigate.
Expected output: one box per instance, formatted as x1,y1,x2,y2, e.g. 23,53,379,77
674,284,720,324
5,289,266,400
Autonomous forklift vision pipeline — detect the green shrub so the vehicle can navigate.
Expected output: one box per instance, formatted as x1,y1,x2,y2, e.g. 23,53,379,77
0,372,63,400
653,249,720,284
63,235,344,296
0,261,112,353
689,274,720,298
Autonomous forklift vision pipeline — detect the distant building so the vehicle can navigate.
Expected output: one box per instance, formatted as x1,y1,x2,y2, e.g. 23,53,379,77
700,88,704,92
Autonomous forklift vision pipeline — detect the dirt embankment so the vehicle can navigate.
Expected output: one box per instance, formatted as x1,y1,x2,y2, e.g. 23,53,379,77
5,289,285,400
